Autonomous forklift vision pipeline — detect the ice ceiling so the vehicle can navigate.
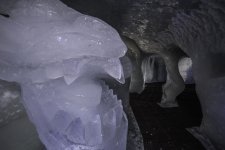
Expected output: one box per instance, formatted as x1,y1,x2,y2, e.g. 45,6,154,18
0,0,225,150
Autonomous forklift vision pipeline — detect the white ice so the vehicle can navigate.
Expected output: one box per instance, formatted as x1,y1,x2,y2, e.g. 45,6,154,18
0,0,128,150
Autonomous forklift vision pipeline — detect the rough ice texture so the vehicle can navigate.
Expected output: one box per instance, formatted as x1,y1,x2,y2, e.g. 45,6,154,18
115,0,225,148
121,36,144,94
137,0,225,148
167,1,225,147
0,0,128,150
0,80,24,127
120,0,188,108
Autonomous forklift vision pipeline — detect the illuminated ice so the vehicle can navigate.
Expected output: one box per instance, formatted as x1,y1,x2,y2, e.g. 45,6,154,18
178,57,194,84
141,54,166,83
0,0,128,150
141,55,194,84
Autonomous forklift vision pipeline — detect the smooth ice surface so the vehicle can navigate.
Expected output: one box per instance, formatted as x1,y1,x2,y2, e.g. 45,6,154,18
0,0,126,67
0,0,126,84
0,0,128,150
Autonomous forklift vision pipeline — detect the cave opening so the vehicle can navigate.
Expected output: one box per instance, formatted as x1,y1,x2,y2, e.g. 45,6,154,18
129,45,204,149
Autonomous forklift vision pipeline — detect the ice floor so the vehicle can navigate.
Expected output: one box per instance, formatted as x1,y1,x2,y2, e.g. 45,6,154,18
130,83,205,150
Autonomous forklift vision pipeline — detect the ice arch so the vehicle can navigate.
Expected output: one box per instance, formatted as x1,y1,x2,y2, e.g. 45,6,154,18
122,37,188,107
0,0,136,149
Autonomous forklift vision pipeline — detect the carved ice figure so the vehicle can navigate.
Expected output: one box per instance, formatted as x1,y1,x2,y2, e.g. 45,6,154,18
0,0,128,150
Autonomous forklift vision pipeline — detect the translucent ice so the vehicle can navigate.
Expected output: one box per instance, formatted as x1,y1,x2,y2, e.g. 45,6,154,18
0,0,128,150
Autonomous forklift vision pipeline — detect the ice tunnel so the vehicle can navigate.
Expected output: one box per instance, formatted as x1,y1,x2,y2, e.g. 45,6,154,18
0,0,225,150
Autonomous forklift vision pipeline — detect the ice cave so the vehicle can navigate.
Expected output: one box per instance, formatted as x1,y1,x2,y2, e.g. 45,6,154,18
0,0,225,150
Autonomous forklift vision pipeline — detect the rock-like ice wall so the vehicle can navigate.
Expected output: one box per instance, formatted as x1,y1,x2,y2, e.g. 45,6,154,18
120,0,225,147
143,0,225,148
168,1,225,148
0,0,129,150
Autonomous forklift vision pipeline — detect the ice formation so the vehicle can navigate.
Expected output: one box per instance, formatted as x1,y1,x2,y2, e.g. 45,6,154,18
125,0,225,148
120,0,225,147
141,54,167,83
121,36,144,94
121,0,187,108
166,1,225,148
0,0,128,150
141,55,194,84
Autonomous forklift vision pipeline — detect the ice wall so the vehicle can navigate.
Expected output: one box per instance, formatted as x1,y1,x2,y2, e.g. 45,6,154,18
168,1,225,148
0,0,129,149
120,0,225,147
144,0,225,148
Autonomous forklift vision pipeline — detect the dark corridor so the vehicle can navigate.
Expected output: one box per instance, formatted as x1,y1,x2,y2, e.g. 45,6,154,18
130,83,205,150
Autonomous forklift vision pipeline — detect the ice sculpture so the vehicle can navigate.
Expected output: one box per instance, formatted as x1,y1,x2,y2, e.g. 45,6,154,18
0,0,129,149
